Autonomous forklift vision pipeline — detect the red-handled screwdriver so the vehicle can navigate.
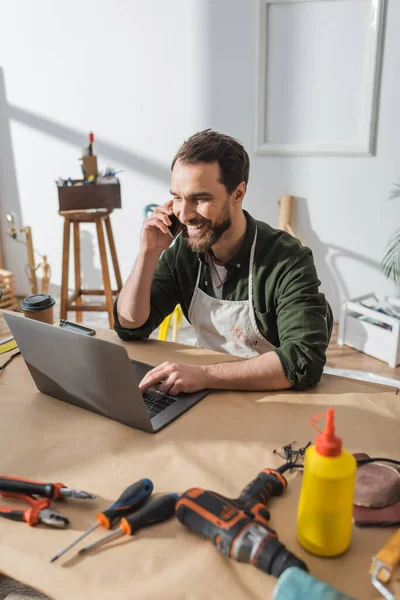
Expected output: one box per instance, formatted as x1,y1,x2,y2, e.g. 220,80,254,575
0,476,95,500
78,493,178,555
50,479,153,563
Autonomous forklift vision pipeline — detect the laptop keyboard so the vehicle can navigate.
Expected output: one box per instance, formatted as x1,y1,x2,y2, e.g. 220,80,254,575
143,391,176,419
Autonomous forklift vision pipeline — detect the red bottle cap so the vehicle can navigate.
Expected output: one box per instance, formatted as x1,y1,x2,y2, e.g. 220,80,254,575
89,131,94,144
311,408,342,457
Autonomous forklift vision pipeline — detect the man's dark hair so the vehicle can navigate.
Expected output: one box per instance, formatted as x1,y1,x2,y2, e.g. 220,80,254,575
171,129,250,194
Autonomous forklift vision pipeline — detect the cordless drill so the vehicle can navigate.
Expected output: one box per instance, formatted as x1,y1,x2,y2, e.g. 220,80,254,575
176,468,307,578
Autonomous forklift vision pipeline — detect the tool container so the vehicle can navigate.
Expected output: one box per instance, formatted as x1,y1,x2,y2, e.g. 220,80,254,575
338,293,400,368
57,180,121,211
297,408,356,557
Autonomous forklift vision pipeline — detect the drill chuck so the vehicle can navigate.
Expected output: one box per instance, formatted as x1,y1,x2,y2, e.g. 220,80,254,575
255,536,308,578
231,523,307,578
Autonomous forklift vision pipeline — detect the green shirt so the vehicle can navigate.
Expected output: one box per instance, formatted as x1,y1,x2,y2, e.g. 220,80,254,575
113,211,329,390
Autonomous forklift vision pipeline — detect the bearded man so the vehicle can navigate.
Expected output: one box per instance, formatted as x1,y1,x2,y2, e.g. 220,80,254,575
114,130,331,394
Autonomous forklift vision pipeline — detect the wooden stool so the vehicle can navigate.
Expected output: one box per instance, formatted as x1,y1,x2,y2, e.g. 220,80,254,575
59,209,122,328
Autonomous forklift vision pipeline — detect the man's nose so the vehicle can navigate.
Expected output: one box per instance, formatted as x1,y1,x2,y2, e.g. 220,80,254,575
177,200,197,224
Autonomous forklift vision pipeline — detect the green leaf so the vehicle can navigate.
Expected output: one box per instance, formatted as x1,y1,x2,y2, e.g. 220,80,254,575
382,230,400,282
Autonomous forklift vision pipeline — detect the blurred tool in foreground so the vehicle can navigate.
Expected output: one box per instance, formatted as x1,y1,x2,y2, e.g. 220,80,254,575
273,567,355,600
370,528,400,600
79,493,178,555
50,478,153,562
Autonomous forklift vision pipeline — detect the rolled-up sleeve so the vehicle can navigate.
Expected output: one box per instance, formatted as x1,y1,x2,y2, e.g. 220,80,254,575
273,250,329,391
113,250,178,341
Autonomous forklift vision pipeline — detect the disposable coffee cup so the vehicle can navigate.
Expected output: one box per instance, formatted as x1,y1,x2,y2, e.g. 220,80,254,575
20,294,56,325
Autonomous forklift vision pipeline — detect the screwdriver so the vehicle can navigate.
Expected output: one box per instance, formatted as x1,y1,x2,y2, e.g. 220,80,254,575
0,476,96,500
50,478,153,563
78,493,179,555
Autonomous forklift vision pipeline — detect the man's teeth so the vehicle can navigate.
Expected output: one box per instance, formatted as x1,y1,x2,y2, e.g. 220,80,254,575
187,222,205,230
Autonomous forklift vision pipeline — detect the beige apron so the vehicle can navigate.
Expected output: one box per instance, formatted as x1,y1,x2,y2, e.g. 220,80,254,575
188,228,276,358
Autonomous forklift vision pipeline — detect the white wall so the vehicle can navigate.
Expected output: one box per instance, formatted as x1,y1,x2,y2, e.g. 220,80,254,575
0,0,206,296
0,0,399,318
205,0,399,316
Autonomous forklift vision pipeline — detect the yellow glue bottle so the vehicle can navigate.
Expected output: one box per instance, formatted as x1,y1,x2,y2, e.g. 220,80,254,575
297,408,356,557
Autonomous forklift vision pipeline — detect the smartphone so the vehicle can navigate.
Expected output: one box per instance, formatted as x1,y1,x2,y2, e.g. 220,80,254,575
59,320,96,336
167,213,181,238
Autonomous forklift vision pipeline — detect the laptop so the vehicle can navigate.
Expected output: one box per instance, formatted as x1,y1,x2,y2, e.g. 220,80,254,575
4,313,210,433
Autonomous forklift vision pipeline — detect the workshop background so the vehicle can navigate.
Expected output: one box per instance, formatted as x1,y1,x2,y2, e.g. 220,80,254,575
0,0,399,320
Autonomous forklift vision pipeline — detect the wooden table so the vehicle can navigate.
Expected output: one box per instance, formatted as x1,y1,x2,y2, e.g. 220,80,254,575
0,313,399,600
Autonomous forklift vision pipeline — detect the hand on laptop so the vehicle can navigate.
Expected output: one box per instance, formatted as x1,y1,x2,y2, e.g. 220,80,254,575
139,362,208,395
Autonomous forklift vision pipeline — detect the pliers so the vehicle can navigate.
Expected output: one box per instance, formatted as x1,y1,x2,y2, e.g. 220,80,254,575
0,491,69,527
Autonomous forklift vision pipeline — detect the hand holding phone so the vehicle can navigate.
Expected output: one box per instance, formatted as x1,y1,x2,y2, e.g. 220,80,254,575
141,201,181,253
167,213,181,238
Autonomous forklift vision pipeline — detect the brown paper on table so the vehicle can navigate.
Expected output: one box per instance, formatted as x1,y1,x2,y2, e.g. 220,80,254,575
0,325,399,600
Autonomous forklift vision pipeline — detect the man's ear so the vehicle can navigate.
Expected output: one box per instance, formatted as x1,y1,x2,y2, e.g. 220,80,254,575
233,182,246,204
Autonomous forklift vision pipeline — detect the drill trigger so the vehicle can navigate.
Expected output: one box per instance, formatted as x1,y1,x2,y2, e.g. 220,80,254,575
248,502,271,526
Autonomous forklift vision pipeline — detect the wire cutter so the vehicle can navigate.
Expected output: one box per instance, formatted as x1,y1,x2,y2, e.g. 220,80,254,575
0,491,69,527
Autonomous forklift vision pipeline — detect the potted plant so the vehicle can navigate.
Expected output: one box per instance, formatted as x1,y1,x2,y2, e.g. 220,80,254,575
381,181,400,282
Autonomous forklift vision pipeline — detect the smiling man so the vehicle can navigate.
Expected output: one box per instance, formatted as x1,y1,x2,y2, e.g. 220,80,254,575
114,130,331,395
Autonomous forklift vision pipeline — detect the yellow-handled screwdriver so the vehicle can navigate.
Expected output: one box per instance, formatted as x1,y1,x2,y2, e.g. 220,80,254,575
78,493,178,555
50,479,153,563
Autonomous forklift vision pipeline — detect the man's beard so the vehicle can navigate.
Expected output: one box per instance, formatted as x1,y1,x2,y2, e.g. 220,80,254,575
182,201,232,253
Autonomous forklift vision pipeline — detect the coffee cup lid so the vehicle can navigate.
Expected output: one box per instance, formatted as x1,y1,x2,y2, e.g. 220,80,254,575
20,294,56,312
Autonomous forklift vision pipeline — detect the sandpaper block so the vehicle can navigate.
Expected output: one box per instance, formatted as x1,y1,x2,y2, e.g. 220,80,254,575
353,453,400,527
353,503,400,527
